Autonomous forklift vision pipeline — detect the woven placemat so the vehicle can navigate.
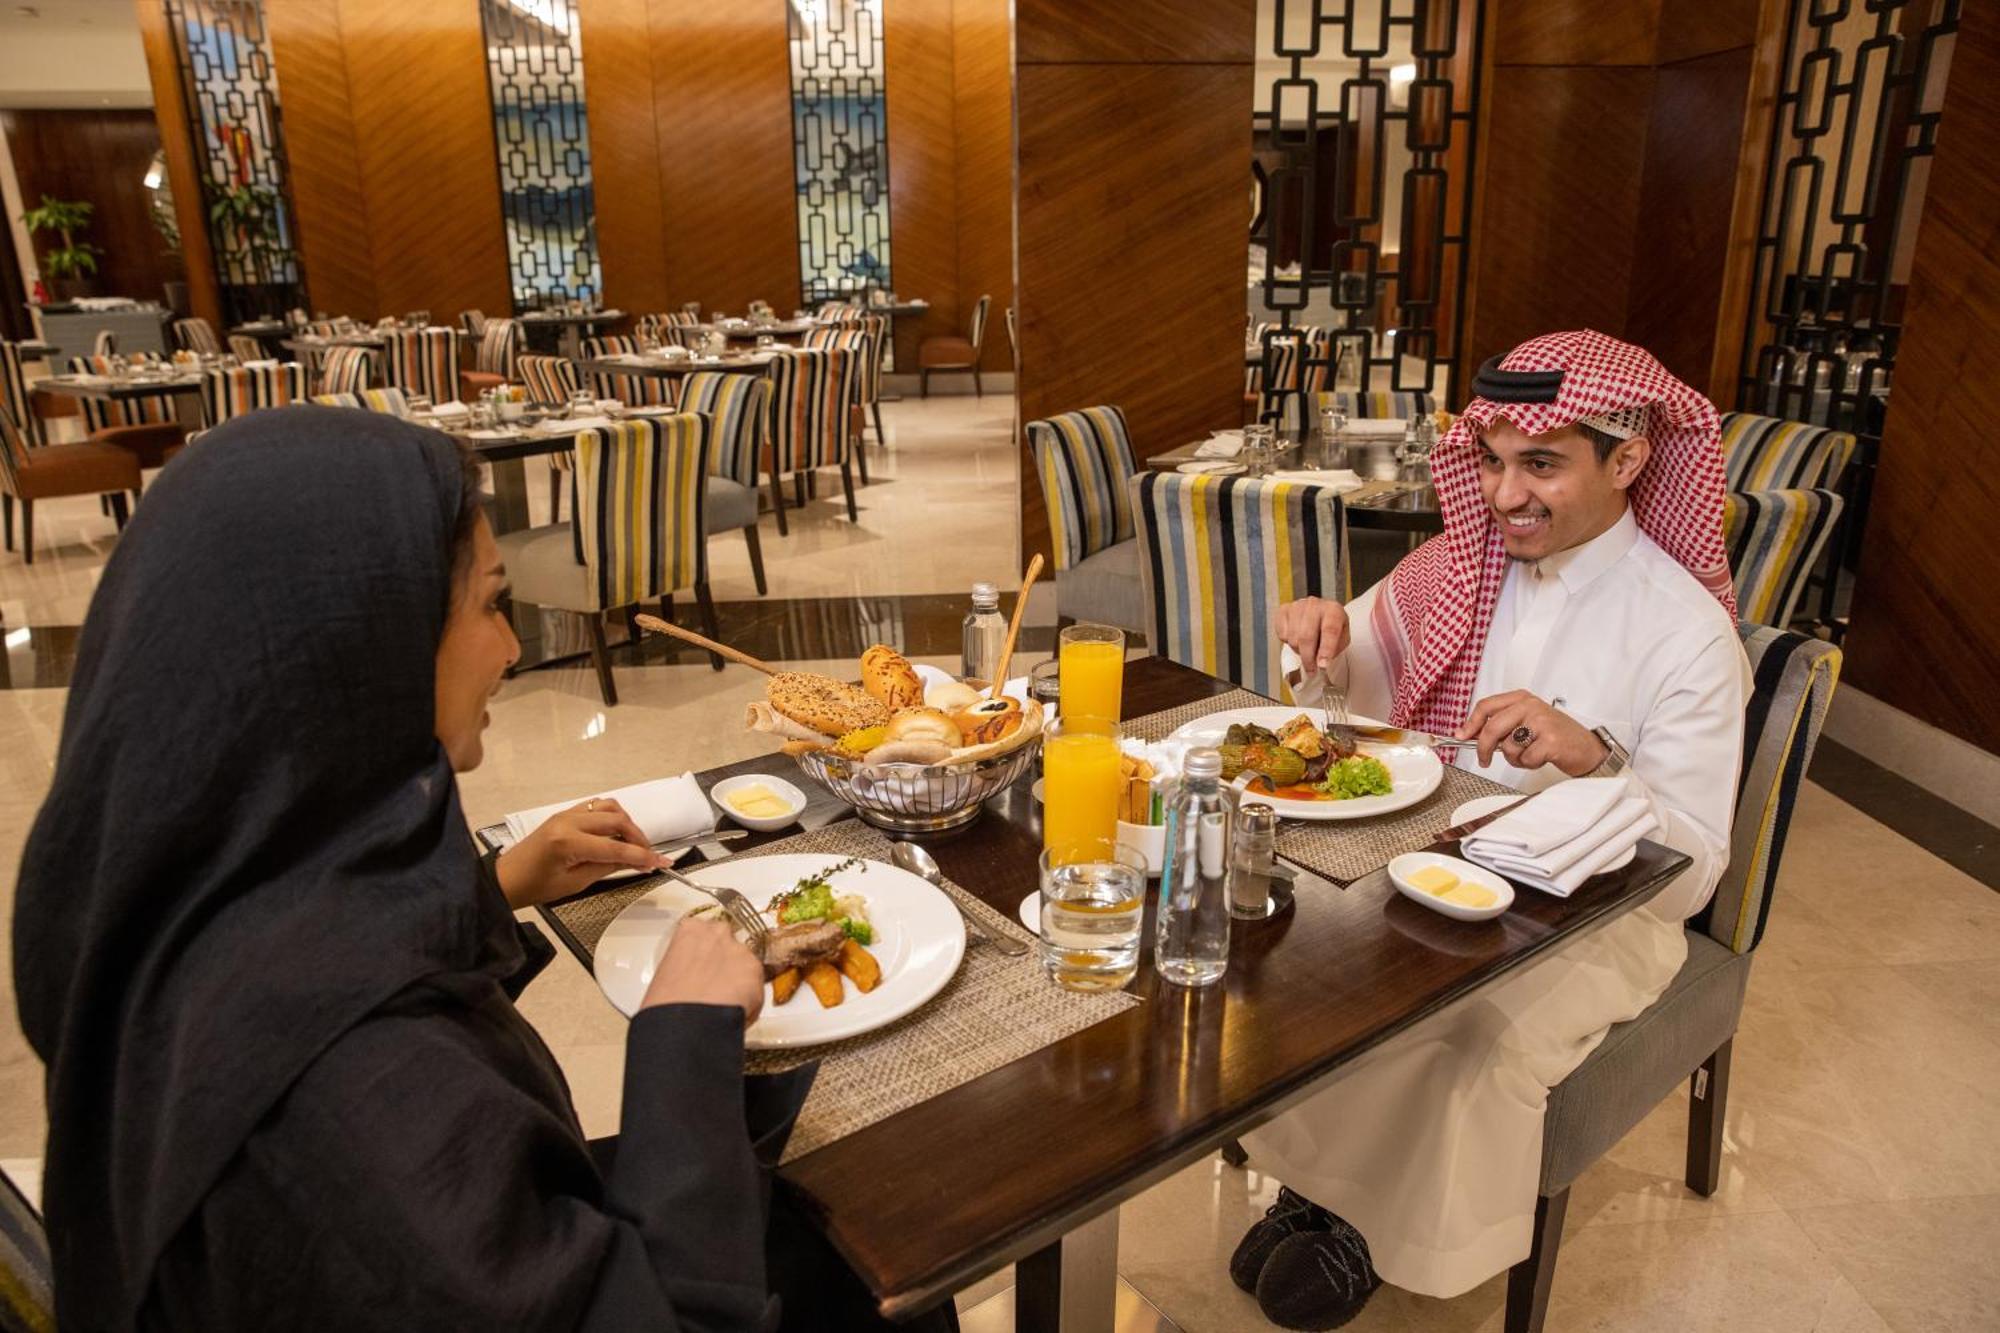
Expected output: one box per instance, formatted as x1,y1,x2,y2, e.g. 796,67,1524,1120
544,821,1139,1164
1119,689,1513,886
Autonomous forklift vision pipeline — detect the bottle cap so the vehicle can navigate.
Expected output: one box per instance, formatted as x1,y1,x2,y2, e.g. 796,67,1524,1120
1185,747,1223,780
971,580,999,607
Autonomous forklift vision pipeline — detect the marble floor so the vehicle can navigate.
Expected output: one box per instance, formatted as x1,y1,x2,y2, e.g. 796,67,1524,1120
3,395,1998,1331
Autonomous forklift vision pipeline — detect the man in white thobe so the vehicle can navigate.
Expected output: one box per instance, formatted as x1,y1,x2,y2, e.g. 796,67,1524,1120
1231,331,1752,1330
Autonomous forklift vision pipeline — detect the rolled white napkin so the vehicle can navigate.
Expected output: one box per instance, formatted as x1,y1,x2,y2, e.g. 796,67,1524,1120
503,773,713,847
427,401,470,420
1462,777,1657,897
1342,417,1408,437
1196,432,1245,459
1271,468,1363,491
534,414,614,434
912,662,1033,707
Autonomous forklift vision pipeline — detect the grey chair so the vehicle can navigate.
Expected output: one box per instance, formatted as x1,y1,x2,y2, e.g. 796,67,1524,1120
1505,624,1841,1332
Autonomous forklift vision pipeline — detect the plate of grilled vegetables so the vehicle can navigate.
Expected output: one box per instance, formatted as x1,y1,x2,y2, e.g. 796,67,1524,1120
1167,707,1444,821
592,854,966,1048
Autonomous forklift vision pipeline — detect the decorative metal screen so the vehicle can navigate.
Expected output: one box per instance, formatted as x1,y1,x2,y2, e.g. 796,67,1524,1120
787,0,892,305
162,0,306,323
1250,0,1483,423
479,0,601,311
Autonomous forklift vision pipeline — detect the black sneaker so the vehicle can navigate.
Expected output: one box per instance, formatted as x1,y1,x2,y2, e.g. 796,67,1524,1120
1254,1220,1382,1331
1228,1186,1338,1294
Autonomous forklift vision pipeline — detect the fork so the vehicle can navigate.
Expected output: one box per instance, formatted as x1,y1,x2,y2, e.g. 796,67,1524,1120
659,867,770,953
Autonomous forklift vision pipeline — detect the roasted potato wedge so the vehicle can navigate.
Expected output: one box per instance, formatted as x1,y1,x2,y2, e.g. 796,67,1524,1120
837,938,882,993
804,960,845,1008
771,967,802,1005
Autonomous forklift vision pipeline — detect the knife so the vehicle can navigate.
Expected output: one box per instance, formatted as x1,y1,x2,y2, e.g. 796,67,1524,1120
649,829,748,856
1434,797,1531,845
1340,722,1465,750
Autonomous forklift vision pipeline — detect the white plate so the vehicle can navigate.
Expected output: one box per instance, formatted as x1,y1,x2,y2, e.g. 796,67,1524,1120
1448,794,1635,873
592,854,965,1049
1168,706,1443,821
1388,851,1514,922
1177,460,1244,476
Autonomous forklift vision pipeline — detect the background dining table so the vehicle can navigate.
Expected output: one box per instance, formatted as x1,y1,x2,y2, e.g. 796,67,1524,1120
1147,427,1444,534
30,370,207,403
528,656,1690,1330
518,308,626,358
577,352,778,380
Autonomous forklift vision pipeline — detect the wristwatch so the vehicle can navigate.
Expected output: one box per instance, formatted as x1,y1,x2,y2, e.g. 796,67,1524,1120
1587,726,1630,778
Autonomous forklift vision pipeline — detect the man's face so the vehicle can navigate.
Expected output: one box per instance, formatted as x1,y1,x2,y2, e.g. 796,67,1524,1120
1475,419,1649,561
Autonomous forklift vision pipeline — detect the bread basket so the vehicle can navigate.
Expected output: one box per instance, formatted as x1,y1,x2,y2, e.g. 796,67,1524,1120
794,739,1041,833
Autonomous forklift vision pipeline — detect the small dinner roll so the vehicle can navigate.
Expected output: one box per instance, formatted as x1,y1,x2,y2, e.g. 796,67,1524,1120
862,739,955,766
861,644,925,710
953,696,1023,746
883,707,961,747
924,679,983,714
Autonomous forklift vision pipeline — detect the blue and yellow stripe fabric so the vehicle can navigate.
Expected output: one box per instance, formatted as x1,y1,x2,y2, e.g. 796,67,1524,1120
680,370,770,489
572,414,710,610
310,387,413,419
68,356,178,432
200,363,309,427
1026,404,1139,572
1317,390,1438,421
1717,411,1856,491
1723,487,1844,628
1131,470,1349,701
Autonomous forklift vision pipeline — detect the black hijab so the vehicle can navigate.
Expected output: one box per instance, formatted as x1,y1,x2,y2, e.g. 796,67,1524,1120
13,406,510,1329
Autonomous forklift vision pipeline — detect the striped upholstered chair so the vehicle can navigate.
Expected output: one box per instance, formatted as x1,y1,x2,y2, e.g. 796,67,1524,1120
459,309,488,338
173,316,221,355
1253,323,1333,429
1723,487,1845,628
1317,389,1439,422
1129,470,1349,699
579,334,674,407
1717,411,1856,491
806,316,888,450
764,347,864,529
3,404,142,565
383,328,459,404
918,293,990,397
1,339,47,446
494,415,719,704
458,317,522,402
227,334,265,362
200,362,309,427
67,355,185,469
517,353,581,521
317,344,376,396
1026,404,1146,634
1507,625,1841,1333
310,387,413,418
0,1165,52,1333
681,369,772,595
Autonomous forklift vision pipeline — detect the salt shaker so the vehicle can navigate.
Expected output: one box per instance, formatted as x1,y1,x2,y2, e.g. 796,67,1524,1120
1230,802,1281,919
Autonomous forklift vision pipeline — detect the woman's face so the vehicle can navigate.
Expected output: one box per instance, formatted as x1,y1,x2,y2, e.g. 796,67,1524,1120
434,514,519,772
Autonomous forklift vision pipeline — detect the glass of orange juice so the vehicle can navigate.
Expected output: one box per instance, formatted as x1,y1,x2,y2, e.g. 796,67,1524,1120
1058,623,1125,727
1041,717,1124,866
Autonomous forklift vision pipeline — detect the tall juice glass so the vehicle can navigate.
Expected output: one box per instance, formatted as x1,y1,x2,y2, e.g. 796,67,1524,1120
1041,717,1123,865
1058,623,1125,726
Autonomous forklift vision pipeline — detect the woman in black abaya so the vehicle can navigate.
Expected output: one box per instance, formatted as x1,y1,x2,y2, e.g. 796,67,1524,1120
13,406,945,1331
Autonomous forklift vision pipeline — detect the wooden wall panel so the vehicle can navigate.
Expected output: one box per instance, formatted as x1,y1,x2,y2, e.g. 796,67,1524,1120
1015,54,1253,565
952,0,1014,372
1494,0,1661,66
579,0,673,318
1015,0,1252,65
1842,0,2000,753
133,0,220,327
1624,46,1754,389
886,0,961,367
265,0,379,319
1,110,183,308
648,0,799,315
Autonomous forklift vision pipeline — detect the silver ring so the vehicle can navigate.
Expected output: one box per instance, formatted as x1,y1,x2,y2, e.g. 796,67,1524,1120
585,799,599,812
1510,726,1535,747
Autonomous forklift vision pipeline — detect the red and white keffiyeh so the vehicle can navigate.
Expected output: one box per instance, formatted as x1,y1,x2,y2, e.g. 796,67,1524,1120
1374,329,1735,733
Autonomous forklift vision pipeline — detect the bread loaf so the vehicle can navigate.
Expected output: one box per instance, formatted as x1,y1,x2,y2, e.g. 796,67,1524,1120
766,671,889,736
861,645,925,710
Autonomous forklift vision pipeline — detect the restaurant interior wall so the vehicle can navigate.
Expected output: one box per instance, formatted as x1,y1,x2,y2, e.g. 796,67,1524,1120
1013,0,1258,567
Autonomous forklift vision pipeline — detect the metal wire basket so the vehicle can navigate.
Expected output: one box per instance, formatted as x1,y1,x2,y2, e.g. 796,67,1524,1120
795,739,1042,833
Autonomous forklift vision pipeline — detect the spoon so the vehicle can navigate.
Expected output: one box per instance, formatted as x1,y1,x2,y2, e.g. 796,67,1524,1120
891,842,1031,957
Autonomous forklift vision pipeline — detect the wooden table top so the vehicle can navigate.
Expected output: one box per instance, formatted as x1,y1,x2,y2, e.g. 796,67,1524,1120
520,309,624,325
539,657,1688,1317
33,373,204,400
578,353,776,378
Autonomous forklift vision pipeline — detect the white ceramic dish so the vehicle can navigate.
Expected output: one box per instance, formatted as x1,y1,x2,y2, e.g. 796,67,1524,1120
710,773,808,832
1388,851,1515,922
1168,706,1444,821
1448,794,1635,873
593,854,965,1048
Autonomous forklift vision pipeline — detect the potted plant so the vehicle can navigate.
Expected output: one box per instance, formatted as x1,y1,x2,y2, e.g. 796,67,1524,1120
19,195,103,300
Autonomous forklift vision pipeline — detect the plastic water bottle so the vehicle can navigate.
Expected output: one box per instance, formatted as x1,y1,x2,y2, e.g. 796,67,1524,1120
961,581,1006,684
1156,748,1231,987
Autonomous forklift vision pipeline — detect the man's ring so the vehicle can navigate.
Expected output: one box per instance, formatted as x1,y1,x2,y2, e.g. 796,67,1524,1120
586,799,599,812
1510,726,1535,747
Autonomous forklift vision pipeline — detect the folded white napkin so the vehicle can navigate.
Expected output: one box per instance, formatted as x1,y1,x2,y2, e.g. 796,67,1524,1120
427,400,470,419
466,428,513,440
534,415,614,434
503,773,713,847
1342,417,1409,437
1196,432,1245,459
1462,777,1657,897
1271,468,1363,491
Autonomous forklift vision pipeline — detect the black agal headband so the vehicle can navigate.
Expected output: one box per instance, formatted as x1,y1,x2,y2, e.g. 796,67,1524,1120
1471,354,1563,403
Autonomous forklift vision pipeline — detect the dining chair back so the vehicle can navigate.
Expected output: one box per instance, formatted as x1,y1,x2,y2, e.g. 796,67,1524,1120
0,1162,52,1333
1317,389,1438,422
2,403,143,563
68,356,177,431
173,317,221,355
517,352,582,406
680,301,703,318
311,387,412,418
227,334,265,362
1717,411,1856,491
805,317,885,402
459,309,487,338
475,318,522,378
680,370,769,490
1005,306,1018,368
1,340,44,446
1026,404,1139,572
1130,470,1349,700
1508,625,1841,1333
93,328,118,357
1723,487,1845,628
303,320,342,340
764,347,863,526
383,328,458,402
1253,323,1335,429
579,334,674,406
572,414,711,610
200,362,309,427
286,307,310,328
318,345,376,396
967,293,991,352
918,294,992,396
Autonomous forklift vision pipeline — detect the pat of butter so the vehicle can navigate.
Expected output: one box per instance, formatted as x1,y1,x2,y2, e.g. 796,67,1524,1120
726,785,794,819
1439,881,1497,909
1408,865,1459,895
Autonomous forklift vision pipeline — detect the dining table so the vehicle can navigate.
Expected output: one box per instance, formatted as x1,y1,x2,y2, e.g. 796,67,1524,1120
1146,425,1444,535
516,656,1691,1330
689,318,821,343
30,369,207,404
520,308,627,358
577,350,779,382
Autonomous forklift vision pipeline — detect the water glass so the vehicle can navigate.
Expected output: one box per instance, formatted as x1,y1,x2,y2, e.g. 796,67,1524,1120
1039,850,1145,992
1027,658,1062,711
1244,423,1277,460
568,388,596,418
1319,403,1348,441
